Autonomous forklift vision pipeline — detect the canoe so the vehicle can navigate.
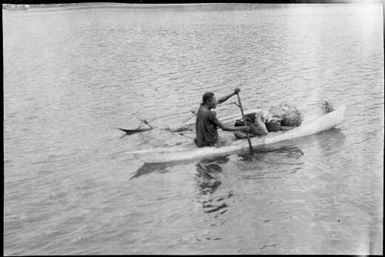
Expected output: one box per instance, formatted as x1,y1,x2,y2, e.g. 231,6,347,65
128,105,346,163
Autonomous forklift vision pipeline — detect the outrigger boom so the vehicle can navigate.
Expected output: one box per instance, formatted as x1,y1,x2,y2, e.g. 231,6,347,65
119,108,262,135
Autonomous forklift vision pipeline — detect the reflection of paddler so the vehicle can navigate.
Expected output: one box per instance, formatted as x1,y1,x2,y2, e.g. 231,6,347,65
195,162,222,195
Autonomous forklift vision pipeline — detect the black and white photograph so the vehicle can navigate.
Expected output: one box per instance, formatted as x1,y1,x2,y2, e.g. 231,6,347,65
3,0,384,255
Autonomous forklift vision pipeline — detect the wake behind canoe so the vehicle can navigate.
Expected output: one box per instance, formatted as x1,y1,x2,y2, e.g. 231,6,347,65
128,105,346,164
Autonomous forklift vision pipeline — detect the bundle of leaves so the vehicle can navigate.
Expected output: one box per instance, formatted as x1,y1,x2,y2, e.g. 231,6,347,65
321,100,334,113
269,104,303,127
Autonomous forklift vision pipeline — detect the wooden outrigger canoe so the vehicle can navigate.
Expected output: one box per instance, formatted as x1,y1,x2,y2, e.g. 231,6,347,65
128,105,346,164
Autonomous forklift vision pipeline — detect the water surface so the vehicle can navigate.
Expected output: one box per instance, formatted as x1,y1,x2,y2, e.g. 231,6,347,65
3,3,383,255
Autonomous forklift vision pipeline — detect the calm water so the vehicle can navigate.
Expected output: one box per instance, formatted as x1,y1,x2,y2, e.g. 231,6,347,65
3,3,383,255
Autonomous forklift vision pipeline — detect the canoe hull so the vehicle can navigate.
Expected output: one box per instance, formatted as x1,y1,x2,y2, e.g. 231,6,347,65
129,105,346,163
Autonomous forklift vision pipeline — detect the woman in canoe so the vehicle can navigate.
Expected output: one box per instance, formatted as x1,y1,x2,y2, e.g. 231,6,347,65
234,110,273,139
195,88,250,147
234,105,304,139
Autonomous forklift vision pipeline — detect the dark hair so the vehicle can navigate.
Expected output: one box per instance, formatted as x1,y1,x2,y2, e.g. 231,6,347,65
202,92,215,104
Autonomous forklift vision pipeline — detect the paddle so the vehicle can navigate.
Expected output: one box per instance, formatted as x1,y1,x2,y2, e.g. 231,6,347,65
236,92,254,155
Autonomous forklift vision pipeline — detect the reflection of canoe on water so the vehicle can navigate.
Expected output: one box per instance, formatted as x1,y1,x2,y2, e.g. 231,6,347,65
128,105,346,164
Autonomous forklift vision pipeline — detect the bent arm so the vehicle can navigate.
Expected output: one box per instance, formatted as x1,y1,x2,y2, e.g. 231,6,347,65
217,88,241,105
216,92,236,105
222,125,250,132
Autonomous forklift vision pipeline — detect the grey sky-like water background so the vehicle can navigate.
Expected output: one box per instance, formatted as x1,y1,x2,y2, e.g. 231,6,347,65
3,3,383,255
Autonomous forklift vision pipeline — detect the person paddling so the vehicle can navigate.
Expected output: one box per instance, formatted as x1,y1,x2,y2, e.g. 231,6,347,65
195,88,249,147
